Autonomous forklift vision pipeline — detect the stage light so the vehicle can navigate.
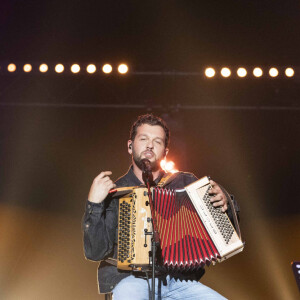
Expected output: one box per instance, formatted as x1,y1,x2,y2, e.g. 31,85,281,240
55,64,64,73
160,159,178,173
71,64,80,73
205,67,215,78
102,64,112,74
118,64,128,74
23,64,32,72
285,68,294,77
253,67,263,77
237,67,247,77
39,64,48,73
8,63,16,72
87,64,96,74
221,67,231,77
165,161,175,172
269,68,279,77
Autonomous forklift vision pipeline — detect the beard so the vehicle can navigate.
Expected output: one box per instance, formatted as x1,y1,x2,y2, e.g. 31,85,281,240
132,149,160,172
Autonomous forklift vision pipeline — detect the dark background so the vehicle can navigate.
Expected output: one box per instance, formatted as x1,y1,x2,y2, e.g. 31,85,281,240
0,1,299,299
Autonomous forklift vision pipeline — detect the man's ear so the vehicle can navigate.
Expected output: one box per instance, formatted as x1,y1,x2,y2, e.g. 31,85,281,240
128,140,133,154
164,148,169,157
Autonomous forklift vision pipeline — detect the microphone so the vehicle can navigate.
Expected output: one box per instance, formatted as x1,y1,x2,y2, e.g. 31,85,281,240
141,158,154,186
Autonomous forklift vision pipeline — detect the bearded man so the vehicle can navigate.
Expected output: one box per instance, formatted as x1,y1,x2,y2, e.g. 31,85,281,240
83,114,239,300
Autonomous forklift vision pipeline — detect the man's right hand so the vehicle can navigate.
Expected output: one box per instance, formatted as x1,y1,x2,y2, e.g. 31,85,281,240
88,171,116,203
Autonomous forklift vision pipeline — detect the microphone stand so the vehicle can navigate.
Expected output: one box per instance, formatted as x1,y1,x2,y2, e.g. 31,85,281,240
142,159,160,300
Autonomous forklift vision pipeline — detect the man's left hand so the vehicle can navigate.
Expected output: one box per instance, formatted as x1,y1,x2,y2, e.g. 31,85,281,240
209,180,228,212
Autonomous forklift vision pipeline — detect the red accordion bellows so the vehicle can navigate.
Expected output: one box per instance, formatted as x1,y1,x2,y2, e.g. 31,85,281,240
153,187,220,270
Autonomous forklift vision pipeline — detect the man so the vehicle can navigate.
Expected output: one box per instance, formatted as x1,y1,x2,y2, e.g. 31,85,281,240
83,114,239,299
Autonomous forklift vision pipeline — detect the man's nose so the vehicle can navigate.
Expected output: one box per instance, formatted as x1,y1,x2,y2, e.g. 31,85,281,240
146,140,154,149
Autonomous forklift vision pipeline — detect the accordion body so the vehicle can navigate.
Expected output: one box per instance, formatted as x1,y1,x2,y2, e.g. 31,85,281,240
117,176,244,271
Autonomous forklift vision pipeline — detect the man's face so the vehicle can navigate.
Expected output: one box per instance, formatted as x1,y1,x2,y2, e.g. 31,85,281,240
128,124,168,171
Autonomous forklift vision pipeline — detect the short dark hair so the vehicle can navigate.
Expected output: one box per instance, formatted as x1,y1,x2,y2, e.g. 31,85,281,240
130,114,170,147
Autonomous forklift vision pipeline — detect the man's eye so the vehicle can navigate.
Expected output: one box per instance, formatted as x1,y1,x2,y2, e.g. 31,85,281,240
155,140,162,145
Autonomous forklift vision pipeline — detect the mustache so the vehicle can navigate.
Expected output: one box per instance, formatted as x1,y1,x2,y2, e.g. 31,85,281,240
142,150,154,154
132,150,160,172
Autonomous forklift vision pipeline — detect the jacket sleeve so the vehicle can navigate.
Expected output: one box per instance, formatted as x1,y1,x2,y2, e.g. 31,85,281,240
82,197,118,261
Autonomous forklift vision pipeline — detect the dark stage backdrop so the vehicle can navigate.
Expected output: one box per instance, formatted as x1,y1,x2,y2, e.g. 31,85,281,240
0,96,299,299
1,0,300,298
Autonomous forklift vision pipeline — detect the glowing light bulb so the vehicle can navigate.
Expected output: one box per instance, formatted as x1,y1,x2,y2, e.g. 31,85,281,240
205,67,215,78
285,68,294,77
39,64,48,73
102,64,112,74
269,68,279,77
118,64,128,74
221,67,231,77
71,64,80,73
23,64,32,72
160,159,178,173
55,64,64,73
253,67,263,77
237,67,247,77
165,161,175,172
8,63,16,72
87,64,96,74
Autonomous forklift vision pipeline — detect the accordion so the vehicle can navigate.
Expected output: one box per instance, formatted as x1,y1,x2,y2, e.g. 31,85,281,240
117,176,244,271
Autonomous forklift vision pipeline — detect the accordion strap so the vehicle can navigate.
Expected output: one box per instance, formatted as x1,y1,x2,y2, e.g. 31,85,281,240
103,257,117,266
220,186,242,240
157,172,179,187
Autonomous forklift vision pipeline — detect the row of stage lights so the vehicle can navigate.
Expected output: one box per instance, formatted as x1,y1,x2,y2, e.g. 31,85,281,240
205,67,295,78
2,63,296,78
4,63,129,74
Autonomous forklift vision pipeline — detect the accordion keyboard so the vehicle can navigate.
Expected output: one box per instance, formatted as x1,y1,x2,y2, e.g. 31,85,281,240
185,176,244,260
203,190,235,244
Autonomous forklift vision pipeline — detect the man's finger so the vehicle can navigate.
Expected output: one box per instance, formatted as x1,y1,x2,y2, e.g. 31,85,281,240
108,182,116,190
108,184,117,194
209,179,218,188
102,176,113,184
99,171,113,177
104,179,114,187
209,189,220,197
97,171,113,179
222,204,228,212
209,181,221,194
211,199,228,212
212,200,225,207
210,194,223,202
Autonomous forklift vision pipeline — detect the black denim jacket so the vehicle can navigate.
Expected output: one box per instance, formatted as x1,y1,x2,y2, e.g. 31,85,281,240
82,167,240,293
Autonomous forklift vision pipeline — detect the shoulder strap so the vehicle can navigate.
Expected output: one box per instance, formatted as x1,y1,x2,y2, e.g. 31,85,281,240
157,172,181,187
